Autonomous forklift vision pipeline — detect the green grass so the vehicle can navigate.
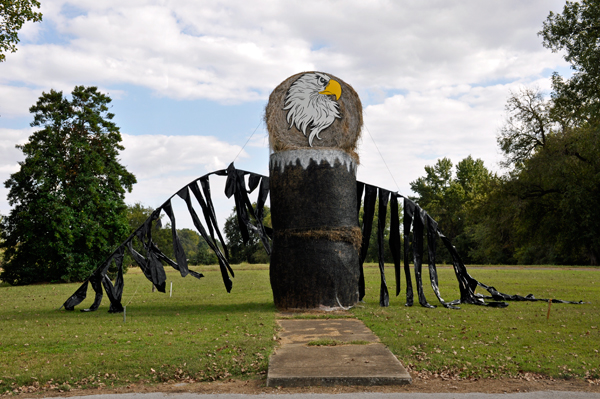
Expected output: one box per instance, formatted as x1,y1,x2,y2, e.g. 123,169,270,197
0,266,277,393
0,263,598,393
352,266,600,380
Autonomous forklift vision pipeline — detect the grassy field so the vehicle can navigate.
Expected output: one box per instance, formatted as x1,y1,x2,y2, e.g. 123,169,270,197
0,264,598,394
354,266,600,381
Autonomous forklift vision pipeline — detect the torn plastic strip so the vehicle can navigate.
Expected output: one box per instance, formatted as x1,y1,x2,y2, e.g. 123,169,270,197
358,184,377,301
477,282,583,304
412,204,435,308
127,240,152,283
82,271,104,312
134,213,168,293
189,182,234,278
199,175,230,260
389,194,402,297
426,214,458,309
177,185,231,292
377,188,391,307
226,164,272,255
162,199,189,278
253,175,272,253
225,164,251,244
63,168,233,312
248,173,261,193
356,182,365,216
436,231,506,307
140,210,168,292
80,251,119,312
403,198,415,306
62,280,89,310
101,246,125,313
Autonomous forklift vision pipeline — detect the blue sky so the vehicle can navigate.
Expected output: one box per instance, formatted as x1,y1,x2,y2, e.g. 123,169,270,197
0,0,571,229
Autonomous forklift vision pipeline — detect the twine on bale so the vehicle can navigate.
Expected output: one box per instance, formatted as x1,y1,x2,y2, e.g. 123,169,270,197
274,226,362,251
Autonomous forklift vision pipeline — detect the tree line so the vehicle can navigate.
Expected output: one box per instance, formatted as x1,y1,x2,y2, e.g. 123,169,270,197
1,1,597,286
412,0,600,265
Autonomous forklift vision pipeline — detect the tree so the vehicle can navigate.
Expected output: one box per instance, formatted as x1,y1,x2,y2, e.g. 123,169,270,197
497,87,556,168
194,240,218,265
224,205,271,264
475,1,600,266
540,0,600,123
410,156,491,263
0,0,42,62
0,86,137,285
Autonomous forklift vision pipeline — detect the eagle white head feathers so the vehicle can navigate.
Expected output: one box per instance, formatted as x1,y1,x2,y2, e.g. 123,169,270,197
283,72,342,146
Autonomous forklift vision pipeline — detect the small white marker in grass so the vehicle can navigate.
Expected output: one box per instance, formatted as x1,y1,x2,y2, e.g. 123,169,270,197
170,282,173,298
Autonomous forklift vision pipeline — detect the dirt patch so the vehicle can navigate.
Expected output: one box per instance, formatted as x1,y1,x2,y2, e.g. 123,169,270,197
14,375,600,397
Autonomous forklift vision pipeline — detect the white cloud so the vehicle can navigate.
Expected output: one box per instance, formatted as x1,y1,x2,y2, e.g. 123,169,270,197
356,78,552,195
2,0,569,104
0,0,574,226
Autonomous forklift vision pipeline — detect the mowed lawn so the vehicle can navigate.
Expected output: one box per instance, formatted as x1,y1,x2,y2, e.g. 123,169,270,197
0,264,598,393
354,266,600,381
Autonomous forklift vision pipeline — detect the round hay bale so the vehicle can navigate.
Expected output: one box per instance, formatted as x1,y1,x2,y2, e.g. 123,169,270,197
265,71,363,160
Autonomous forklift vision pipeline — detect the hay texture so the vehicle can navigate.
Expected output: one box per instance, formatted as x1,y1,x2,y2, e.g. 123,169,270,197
266,71,363,159
274,227,362,251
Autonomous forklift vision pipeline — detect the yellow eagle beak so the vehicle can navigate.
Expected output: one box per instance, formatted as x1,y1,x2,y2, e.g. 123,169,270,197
319,79,342,100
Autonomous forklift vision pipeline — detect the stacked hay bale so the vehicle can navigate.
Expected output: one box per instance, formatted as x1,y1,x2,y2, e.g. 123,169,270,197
266,71,363,309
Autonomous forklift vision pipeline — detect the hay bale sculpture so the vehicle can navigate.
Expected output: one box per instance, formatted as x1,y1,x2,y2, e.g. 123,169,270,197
62,72,583,313
266,72,363,309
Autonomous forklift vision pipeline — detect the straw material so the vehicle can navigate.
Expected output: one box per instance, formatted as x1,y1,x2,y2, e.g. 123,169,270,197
265,71,363,161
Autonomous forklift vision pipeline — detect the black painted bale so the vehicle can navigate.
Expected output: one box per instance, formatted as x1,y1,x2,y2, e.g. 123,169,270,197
269,149,360,309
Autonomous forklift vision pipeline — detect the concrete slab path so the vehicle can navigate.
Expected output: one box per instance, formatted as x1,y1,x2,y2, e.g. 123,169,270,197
266,318,412,387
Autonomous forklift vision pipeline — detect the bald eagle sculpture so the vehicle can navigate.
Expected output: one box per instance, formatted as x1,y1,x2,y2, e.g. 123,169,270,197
283,72,343,146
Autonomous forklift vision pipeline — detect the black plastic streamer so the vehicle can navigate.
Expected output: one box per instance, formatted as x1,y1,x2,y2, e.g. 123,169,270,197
126,240,152,283
162,199,189,278
225,164,272,255
199,175,230,260
411,203,435,308
425,214,458,309
389,194,402,297
377,188,391,307
189,182,234,278
62,280,89,310
358,184,377,301
403,198,415,306
356,182,365,216
63,168,238,312
177,185,231,291
101,246,125,313
62,166,582,313
253,175,273,248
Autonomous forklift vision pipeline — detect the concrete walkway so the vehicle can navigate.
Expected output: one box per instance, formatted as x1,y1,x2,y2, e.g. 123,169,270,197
266,318,412,387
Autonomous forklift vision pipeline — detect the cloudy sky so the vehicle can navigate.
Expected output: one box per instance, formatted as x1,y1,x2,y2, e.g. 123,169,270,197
0,0,571,228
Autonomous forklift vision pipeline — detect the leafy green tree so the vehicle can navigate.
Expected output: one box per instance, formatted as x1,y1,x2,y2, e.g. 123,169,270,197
0,86,136,285
224,205,271,264
476,1,600,266
540,0,600,123
0,0,42,62
194,240,218,265
410,156,491,263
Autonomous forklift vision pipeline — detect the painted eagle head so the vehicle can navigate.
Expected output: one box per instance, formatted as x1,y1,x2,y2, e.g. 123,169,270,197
283,72,343,146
